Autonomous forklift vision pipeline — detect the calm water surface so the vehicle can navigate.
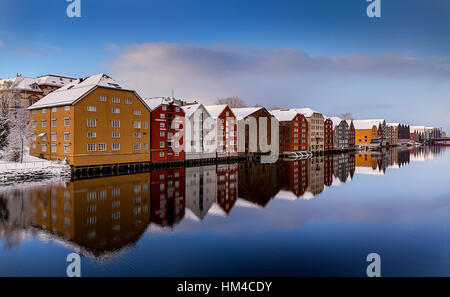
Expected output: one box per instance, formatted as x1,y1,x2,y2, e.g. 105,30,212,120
0,146,449,276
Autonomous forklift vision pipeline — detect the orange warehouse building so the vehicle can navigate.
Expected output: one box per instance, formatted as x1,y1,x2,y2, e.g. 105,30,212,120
28,74,151,167
353,120,379,146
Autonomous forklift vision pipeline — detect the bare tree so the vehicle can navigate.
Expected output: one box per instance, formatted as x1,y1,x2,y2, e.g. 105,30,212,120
215,96,247,108
270,105,284,110
339,113,354,120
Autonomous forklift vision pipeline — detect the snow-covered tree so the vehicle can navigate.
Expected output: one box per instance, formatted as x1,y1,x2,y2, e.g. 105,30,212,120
0,81,21,151
4,107,29,163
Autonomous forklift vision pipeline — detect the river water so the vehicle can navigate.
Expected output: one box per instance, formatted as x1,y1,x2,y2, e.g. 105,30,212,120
0,146,449,276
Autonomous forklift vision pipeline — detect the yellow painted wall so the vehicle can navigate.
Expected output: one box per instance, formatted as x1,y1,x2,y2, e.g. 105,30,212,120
355,126,378,145
30,87,151,166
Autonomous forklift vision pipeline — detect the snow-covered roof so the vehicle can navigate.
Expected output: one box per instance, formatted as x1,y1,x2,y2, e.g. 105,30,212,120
37,74,76,87
0,76,43,92
269,109,298,122
28,74,138,110
289,108,321,118
231,107,264,120
387,123,400,127
353,120,379,130
144,97,179,111
181,104,210,118
355,167,384,175
329,117,345,129
204,104,233,119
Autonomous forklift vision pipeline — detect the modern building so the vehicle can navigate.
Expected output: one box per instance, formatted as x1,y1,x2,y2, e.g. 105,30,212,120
232,107,277,155
329,117,349,151
324,118,333,152
28,74,151,166
182,104,216,160
269,109,308,153
144,97,185,162
204,104,238,158
289,108,324,155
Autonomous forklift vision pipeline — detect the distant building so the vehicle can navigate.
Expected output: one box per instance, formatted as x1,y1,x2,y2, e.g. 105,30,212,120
329,117,349,150
0,74,76,109
204,104,238,158
232,107,277,155
324,118,333,152
387,123,399,146
353,120,379,146
28,74,151,166
269,109,308,153
324,155,333,187
346,120,356,150
289,108,325,155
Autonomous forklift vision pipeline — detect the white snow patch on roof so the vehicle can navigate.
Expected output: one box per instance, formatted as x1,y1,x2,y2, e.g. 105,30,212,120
274,190,298,201
231,107,263,120
269,110,298,122
204,104,231,119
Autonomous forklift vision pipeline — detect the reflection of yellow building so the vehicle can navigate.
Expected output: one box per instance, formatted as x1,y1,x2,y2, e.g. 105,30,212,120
355,152,378,169
29,74,151,167
29,173,151,257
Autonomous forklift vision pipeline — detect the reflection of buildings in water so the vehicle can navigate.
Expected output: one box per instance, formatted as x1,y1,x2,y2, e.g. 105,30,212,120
28,174,151,257
355,152,379,170
185,166,217,220
333,153,350,183
324,155,333,187
348,153,355,180
281,159,308,198
151,168,185,227
238,162,282,207
409,146,447,162
216,164,238,214
306,157,324,198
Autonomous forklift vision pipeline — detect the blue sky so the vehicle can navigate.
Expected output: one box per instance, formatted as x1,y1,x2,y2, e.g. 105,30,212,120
1,0,449,130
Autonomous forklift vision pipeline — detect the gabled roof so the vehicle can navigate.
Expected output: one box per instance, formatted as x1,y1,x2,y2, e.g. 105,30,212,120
181,103,210,118
329,117,346,129
0,76,43,92
28,74,143,110
289,108,322,118
269,109,299,122
231,107,264,120
144,97,179,111
36,74,76,87
353,120,379,130
204,104,234,119
387,123,400,127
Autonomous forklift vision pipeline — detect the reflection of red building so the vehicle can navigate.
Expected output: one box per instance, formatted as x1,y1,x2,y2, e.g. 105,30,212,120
216,164,238,214
324,118,333,152
282,160,308,197
144,98,185,162
323,155,333,187
150,168,185,227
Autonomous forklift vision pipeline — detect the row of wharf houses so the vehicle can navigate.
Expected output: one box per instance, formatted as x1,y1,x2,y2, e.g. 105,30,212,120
13,73,442,168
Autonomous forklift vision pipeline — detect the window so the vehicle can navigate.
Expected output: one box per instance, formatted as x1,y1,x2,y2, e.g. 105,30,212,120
87,106,96,112
112,143,120,151
133,143,141,150
134,132,141,138
87,118,97,127
87,132,97,138
112,132,120,138
65,106,70,111
51,132,57,142
160,113,165,119
64,145,70,154
112,97,120,103
160,131,165,137
133,110,142,115
32,143,36,149
143,122,148,129
98,96,107,102
160,123,165,128
32,133,36,141
52,107,57,112
41,144,47,152
98,143,107,151
87,143,96,152
112,120,120,128
125,98,132,104
162,105,167,111
160,141,164,148
133,121,141,129
64,118,70,126
32,110,36,115
42,108,47,114
32,121,37,128
50,119,57,127
41,120,47,128
176,107,180,112
64,133,70,142
51,144,57,153
143,143,148,150
112,108,120,114
160,152,164,157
